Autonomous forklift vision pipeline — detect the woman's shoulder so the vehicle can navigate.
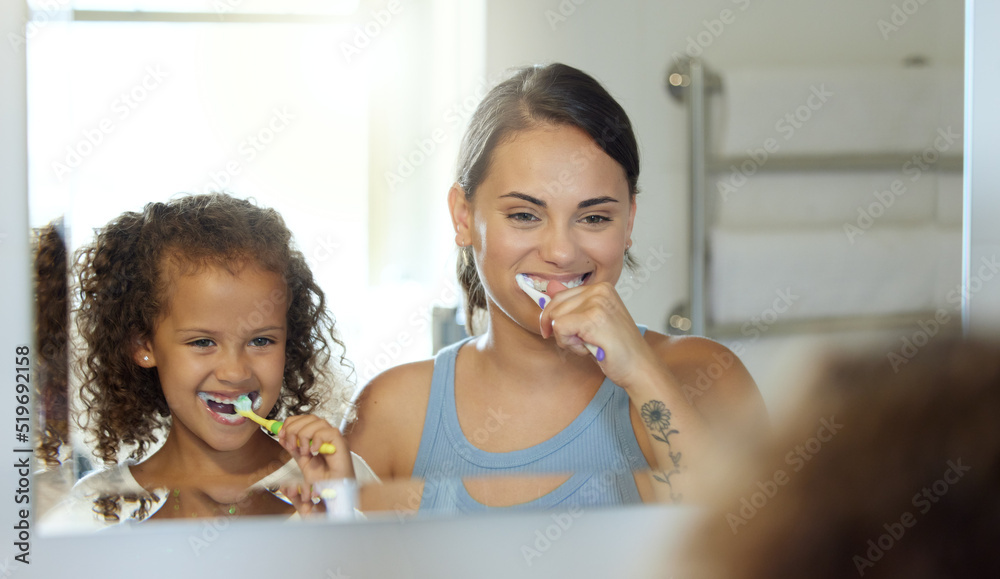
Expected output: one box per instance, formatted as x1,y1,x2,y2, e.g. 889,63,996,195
643,330,767,428
643,329,736,361
346,358,437,479
355,358,436,407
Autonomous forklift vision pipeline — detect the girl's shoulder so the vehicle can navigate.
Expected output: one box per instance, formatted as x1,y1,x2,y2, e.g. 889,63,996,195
71,460,149,496
41,461,166,533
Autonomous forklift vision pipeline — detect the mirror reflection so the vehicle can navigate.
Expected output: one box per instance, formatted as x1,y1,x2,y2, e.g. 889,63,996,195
28,0,964,532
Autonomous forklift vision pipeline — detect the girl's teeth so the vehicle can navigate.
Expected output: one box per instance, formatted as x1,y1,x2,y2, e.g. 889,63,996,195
564,276,585,289
198,392,257,416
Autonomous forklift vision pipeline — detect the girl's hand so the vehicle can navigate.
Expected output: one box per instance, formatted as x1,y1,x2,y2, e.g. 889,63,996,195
537,280,661,390
281,481,324,517
277,414,355,505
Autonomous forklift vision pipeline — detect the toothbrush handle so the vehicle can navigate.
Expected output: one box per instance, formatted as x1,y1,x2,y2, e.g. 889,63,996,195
585,343,606,362
272,421,337,454
517,275,605,362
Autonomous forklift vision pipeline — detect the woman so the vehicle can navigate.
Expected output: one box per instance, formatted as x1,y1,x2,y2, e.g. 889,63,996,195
349,63,768,514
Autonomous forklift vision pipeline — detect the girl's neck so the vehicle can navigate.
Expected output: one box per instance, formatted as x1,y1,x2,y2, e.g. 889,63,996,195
133,428,289,490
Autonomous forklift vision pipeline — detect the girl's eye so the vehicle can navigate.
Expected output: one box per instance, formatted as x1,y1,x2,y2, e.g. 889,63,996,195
249,337,274,347
581,214,611,225
190,339,215,348
507,212,539,223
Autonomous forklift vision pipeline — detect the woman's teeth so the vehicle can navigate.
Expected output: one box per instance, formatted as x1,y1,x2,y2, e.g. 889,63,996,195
528,274,587,292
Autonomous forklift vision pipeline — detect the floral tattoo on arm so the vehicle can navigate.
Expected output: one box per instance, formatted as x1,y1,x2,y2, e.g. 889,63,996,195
641,400,683,502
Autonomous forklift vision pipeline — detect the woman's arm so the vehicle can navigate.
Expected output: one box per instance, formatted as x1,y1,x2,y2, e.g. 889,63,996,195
636,333,768,502
539,282,767,502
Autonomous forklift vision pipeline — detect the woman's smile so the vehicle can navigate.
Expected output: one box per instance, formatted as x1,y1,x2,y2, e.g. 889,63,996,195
456,123,636,325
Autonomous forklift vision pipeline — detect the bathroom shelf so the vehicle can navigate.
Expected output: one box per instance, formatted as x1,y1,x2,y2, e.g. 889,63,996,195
705,310,962,339
706,153,962,173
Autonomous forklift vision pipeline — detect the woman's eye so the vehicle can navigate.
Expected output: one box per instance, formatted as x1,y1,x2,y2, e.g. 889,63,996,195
508,212,539,223
190,339,215,348
250,337,274,347
581,214,611,224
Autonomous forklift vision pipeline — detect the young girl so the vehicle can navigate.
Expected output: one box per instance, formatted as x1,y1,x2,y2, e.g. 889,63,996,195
348,63,769,513
47,193,374,529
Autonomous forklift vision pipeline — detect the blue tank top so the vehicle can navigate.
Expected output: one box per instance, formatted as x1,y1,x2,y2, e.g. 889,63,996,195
412,328,650,514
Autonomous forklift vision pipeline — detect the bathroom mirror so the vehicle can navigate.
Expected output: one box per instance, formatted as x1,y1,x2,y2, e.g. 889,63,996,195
27,0,964,529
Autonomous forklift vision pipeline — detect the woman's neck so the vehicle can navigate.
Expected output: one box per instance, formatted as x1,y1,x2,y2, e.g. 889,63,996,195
473,308,605,393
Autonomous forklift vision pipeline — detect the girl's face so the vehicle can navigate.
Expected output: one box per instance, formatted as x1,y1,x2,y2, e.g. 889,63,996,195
451,123,636,331
136,262,287,453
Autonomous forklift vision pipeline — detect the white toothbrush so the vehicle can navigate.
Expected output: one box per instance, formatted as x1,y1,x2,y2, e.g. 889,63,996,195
516,273,605,361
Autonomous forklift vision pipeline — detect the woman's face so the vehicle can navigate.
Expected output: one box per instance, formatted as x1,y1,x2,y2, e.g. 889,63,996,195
453,123,636,331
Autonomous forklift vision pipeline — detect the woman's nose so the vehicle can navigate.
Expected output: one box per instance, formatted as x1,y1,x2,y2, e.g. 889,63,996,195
539,224,577,266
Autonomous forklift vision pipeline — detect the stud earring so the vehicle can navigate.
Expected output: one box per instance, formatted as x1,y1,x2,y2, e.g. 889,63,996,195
143,356,149,361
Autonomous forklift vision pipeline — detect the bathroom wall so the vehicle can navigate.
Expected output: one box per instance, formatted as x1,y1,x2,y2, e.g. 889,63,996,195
484,0,966,416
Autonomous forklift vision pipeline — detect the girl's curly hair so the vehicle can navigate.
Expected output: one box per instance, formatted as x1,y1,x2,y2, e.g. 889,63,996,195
75,193,352,466
33,221,70,468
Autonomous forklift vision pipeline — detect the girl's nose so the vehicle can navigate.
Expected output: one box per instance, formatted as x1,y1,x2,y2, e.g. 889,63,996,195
216,348,251,384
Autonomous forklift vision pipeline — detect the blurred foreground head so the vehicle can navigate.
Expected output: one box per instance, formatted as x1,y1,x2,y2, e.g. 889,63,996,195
687,337,1000,578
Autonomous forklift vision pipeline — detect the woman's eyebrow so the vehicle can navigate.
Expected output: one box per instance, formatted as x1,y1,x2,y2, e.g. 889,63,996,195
500,192,620,209
500,191,546,207
578,196,619,209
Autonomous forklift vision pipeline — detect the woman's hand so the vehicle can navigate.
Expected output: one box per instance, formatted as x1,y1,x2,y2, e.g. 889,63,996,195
537,280,661,390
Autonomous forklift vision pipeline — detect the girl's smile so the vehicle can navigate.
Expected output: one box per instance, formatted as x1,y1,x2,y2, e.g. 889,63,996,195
197,390,263,425
136,263,288,452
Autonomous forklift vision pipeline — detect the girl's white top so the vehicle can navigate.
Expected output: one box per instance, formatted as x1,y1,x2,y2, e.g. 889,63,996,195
39,452,379,533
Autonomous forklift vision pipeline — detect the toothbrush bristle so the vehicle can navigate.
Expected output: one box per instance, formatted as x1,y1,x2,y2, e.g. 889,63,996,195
234,395,253,415
517,273,546,294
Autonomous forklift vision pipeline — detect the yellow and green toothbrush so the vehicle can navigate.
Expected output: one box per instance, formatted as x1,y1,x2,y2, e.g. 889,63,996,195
234,395,336,454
